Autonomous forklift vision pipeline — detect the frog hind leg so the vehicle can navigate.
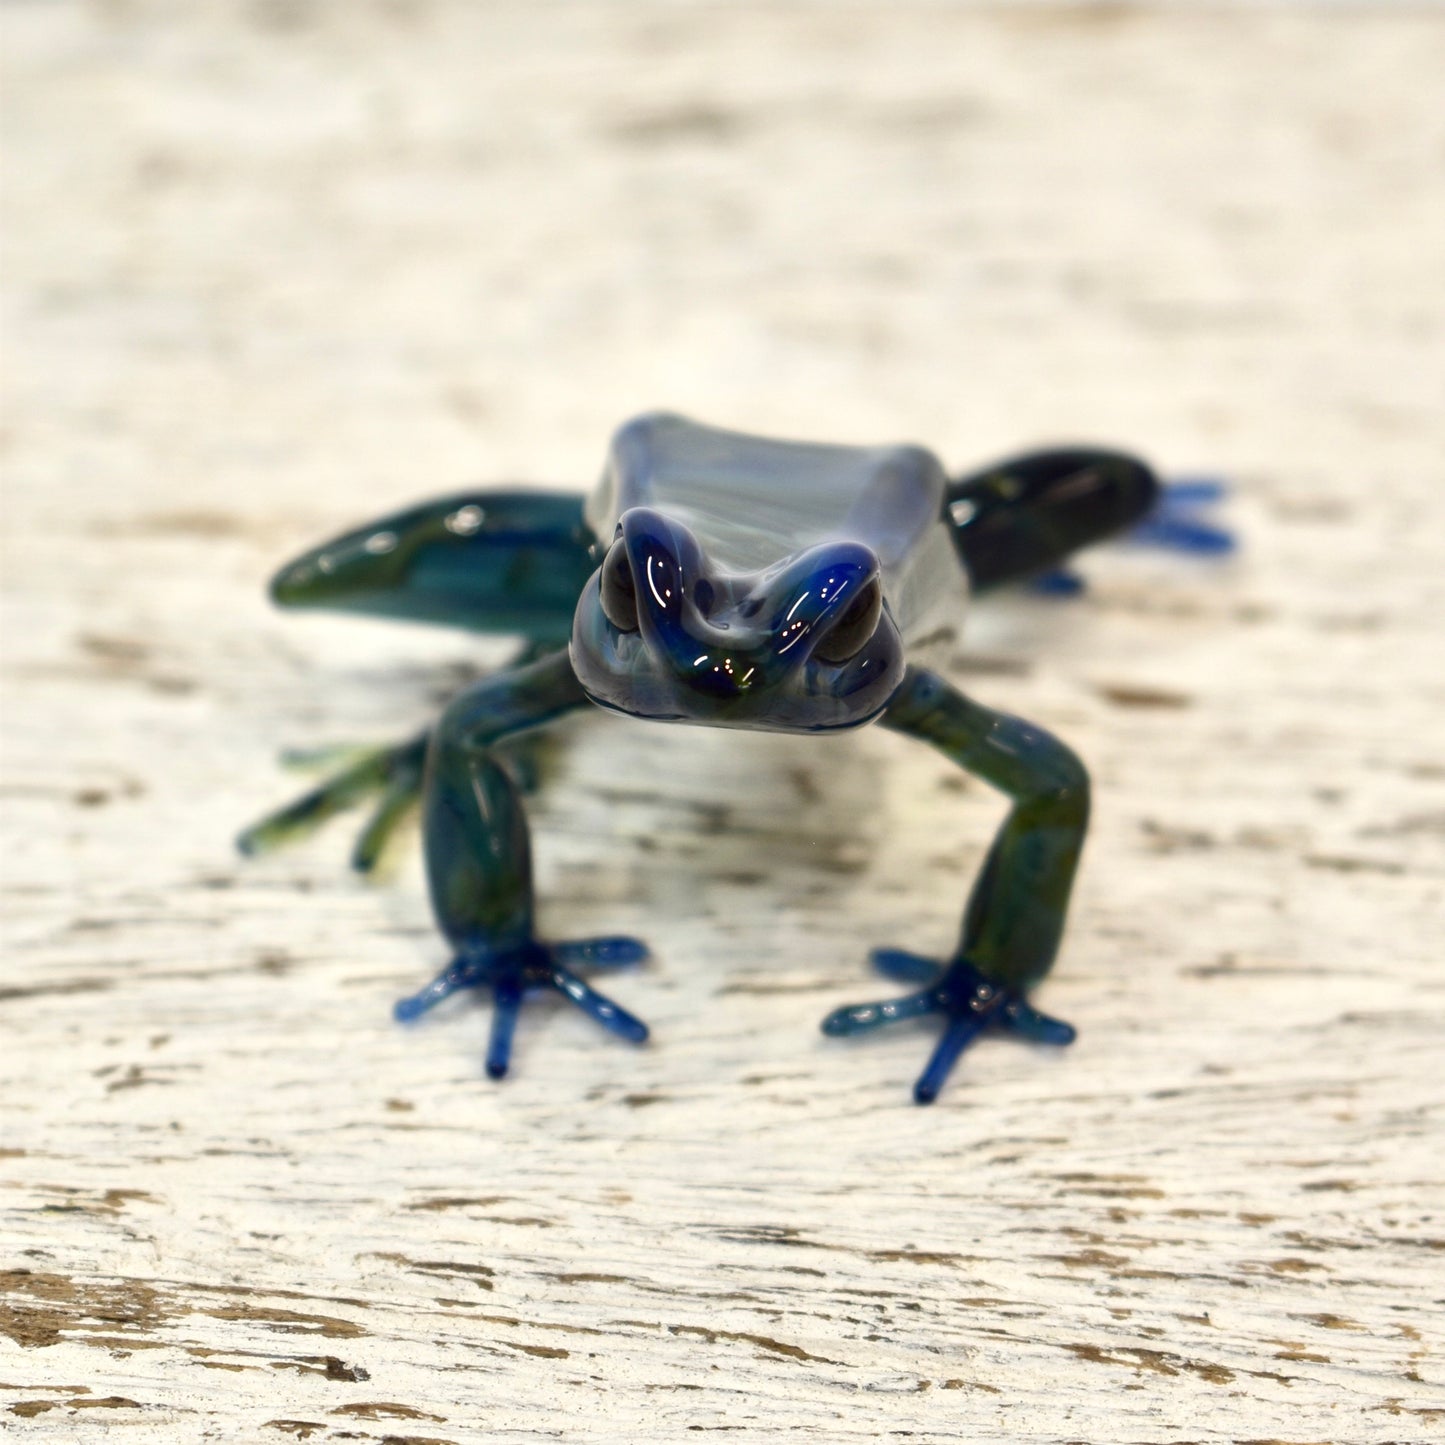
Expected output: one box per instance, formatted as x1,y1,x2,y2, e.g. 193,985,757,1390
946,451,1235,596
269,489,597,638
945,447,1160,594
1027,476,1236,594
237,644,562,873
238,727,429,871
395,652,649,1078
822,667,1087,1104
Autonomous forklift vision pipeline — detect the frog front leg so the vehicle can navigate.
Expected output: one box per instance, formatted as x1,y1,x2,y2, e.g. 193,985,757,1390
394,651,649,1078
823,667,1088,1103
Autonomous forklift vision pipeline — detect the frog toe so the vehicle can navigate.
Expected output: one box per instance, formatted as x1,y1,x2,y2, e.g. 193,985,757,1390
485,975,525,1078
548,962,650,1044
913,1013,989,1104
868,947,943,986
820,986,938,1038
550,936,649,969
239,731,427,859
350,776,422,874
392,954,487,1023
1131,476,1235,555
999,996,1076,1046
393,934,650,1078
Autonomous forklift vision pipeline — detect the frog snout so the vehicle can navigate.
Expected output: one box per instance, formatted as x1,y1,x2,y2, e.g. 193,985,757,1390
641,603,771,698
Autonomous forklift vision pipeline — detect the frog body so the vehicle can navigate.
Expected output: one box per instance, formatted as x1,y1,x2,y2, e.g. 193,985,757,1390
243,412,1193,1102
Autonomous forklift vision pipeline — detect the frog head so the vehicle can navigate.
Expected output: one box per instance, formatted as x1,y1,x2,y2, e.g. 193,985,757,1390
570,508,905,732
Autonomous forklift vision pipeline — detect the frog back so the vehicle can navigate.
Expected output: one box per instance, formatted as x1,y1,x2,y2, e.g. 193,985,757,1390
585,413,966,653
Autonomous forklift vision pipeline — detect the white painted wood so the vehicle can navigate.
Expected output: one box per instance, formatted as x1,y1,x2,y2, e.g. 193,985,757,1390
2,4,1441,1442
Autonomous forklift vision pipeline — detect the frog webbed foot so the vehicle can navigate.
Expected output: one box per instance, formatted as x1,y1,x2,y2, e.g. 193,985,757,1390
237,732,429,872
237,730,551,875
822,951,1075,1104
394,936,650,1079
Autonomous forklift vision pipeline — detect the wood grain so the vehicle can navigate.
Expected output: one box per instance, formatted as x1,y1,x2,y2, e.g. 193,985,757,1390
2,4,1441,1441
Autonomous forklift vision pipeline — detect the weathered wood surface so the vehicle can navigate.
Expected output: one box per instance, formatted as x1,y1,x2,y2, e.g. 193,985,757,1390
2,3,1442,1441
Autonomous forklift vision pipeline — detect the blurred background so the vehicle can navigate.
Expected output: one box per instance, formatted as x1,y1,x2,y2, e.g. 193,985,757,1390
6,1,1440,504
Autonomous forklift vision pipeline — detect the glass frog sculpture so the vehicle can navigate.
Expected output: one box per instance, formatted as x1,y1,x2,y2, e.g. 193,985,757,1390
242,413,1226,1103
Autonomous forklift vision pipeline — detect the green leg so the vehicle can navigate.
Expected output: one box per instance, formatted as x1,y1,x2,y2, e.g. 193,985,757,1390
395,652,650,1079
238,731,428,870
238,643,564,872
350,770,424,873
822,666,1089,1103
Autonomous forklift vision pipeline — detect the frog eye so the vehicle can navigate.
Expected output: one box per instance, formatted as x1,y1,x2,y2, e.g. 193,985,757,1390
813,578,882,664
598,539,639,633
